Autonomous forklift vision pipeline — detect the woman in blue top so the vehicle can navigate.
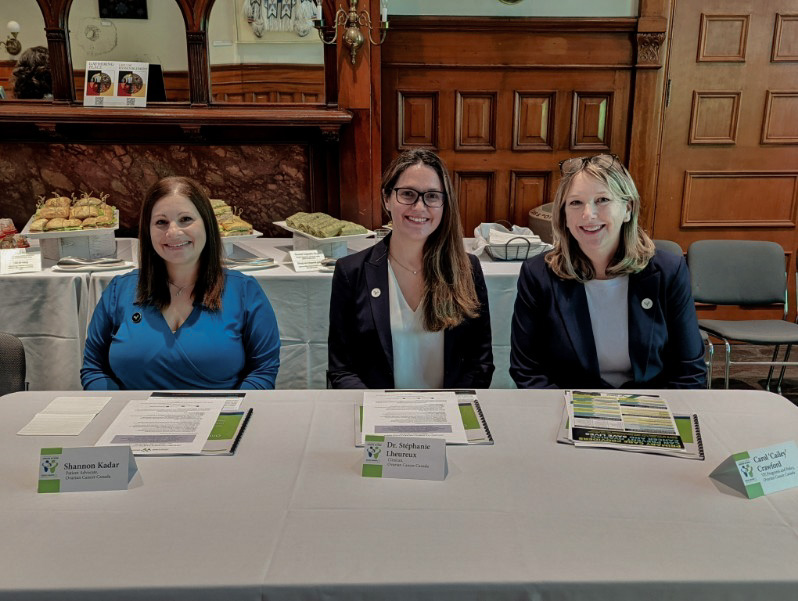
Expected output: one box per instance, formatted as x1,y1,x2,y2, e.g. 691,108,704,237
81,176,280,390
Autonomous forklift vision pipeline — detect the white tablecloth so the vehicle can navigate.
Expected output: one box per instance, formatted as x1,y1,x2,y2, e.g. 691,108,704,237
1,388,797,600
87,238,523,390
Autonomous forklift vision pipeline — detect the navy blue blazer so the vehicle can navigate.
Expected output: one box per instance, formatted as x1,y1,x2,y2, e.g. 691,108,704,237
510,251,706,389
328,236,494,389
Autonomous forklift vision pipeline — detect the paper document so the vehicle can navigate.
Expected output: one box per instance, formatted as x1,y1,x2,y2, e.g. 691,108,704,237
17,396,111,436
361,391,467,445
95,396,227,455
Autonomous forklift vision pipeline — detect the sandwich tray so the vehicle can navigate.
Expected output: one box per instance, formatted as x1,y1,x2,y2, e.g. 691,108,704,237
22,211,119,239
274,221,373,243
221,229,263,256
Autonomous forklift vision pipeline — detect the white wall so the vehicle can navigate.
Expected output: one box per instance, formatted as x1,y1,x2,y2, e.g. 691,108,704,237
0,0,48,58
388,0,638,17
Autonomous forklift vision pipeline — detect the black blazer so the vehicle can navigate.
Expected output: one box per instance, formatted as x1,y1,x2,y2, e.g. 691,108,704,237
510,250,706,389
328,236,494,389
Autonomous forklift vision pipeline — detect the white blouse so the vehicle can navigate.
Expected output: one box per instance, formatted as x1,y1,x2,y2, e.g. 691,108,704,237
387,262,444,388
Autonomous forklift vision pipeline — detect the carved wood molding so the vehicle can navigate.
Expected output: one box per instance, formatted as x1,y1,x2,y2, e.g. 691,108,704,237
636,32,666,68
387,16,637,33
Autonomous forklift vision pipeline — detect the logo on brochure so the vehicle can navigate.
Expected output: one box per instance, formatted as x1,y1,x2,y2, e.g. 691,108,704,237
738,461,755,482
365,443,382,462
40,456,59,477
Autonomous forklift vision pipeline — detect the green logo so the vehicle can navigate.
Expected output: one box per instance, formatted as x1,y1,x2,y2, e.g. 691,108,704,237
366,444,382,461
41,457,58,476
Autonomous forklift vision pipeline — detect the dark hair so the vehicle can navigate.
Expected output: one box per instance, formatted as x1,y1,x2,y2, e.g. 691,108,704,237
381,149,479,331
136,176,224,310
547,155,655,281
12,46,52,99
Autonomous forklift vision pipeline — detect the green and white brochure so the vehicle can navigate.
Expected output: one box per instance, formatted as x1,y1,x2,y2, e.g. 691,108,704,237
38,446,138,493
362,435,447,481
710,441,798,499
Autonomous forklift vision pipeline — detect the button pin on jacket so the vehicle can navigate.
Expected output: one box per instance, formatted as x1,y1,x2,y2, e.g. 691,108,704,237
371,288,381,298
132,312,142,323
641,298,653,310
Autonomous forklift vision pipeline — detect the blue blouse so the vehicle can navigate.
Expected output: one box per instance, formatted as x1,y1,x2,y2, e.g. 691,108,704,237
81,270,280,390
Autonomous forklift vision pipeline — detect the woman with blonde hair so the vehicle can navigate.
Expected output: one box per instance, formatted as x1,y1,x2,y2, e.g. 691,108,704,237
510,154,705,389
328,148,494,388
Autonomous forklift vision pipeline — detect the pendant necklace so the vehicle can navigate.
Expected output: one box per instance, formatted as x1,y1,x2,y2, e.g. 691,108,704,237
168,280,193,297
389,254,421,276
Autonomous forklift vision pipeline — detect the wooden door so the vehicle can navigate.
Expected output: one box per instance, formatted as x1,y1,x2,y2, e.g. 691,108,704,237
653,0,798,312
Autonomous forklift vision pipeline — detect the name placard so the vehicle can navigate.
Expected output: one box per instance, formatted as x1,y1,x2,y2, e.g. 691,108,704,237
38,446,138,493
289,250,325,272
0,249,41,274
710,440,798,499
362,435,447,481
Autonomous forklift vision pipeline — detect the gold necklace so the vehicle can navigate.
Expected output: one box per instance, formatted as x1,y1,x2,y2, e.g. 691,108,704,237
389,254,422,276
168,280,194,297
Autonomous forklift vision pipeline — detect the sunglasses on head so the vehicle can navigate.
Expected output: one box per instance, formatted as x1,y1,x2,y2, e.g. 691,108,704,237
559,154,621,175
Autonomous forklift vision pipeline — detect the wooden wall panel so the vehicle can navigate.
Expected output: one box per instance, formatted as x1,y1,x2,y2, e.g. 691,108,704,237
513,92,554,150
697,14,749,61
455,172,494,234
772,14,798,62
570,92,613,150
398,92,438,148
456,92,496,150
688,91,741,144
209,64,324,104
382,18,634,230
681,171,798,228
510,172,549,226
761,91,798,144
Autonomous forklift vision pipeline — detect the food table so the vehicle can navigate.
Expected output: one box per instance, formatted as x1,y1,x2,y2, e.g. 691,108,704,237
86,237,522,390
1,388,797,600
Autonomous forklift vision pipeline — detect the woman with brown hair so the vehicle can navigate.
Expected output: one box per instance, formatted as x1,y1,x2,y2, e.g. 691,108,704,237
12,46,52,99
510,154,705,389
82,176,280,389
328,149,494,389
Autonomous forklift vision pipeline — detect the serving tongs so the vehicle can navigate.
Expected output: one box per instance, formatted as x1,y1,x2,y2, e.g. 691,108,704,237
56,256,126,267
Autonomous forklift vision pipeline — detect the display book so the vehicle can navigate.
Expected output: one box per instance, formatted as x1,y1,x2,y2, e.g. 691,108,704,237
558,390,704,460
354,389,493,447
202,408,253,455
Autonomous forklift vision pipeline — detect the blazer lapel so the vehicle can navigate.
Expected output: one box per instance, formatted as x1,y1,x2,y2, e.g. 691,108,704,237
553,277,600,376
364,239,393,371
627,265,659,383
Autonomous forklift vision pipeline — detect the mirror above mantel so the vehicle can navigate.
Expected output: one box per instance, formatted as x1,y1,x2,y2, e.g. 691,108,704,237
208,0,324,104
0,0,50,101
67,0,190,103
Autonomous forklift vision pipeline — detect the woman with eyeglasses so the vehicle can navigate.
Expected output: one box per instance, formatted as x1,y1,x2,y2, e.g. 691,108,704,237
510,154,705,389
327,148,494,389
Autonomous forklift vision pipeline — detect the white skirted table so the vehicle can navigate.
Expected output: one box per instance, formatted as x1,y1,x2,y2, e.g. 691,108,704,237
1,388,797,600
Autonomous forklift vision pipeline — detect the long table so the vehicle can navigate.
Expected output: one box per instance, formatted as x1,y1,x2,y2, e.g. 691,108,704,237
1,388,797,600
10,237,521,390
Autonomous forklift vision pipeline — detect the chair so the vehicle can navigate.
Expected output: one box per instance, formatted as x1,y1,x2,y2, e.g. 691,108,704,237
0,332,27,396
687,240,798,392
654,239,714,387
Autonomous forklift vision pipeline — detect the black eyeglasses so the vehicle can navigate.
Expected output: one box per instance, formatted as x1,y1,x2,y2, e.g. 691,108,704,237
559,154,620,175
393,187,446,208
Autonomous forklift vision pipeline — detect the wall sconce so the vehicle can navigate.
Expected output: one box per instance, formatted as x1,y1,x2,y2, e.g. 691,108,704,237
313,0,389,65
0,21,21,56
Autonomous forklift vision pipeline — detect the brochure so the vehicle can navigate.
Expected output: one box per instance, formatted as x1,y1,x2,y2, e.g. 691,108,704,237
356,390,493,446
84,61,149,108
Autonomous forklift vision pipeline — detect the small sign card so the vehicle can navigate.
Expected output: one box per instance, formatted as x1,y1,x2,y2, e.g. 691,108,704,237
362,435,447,481
289,249,325,272
0,248,41,274
83,61,149,108
710,440,798,499
38,446,138,493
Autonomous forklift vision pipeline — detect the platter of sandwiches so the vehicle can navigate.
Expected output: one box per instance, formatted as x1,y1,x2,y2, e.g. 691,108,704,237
275,212,371,242
211,199,258,238
23,192,119,238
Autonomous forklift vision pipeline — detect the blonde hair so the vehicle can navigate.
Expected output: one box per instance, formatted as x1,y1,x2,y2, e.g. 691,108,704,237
546,156,655,281
381,149,479,331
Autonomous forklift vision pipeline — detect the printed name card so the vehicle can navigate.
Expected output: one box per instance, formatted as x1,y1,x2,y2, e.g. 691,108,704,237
362,435,447,481
38,446,138,493
83,61,149,108
289,250,325,272
0,249,41,274
710,440,798,499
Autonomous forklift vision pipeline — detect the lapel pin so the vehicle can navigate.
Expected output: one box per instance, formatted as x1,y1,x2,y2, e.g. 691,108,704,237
641,298,653,310
132,312,142,323
371,288,381,298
